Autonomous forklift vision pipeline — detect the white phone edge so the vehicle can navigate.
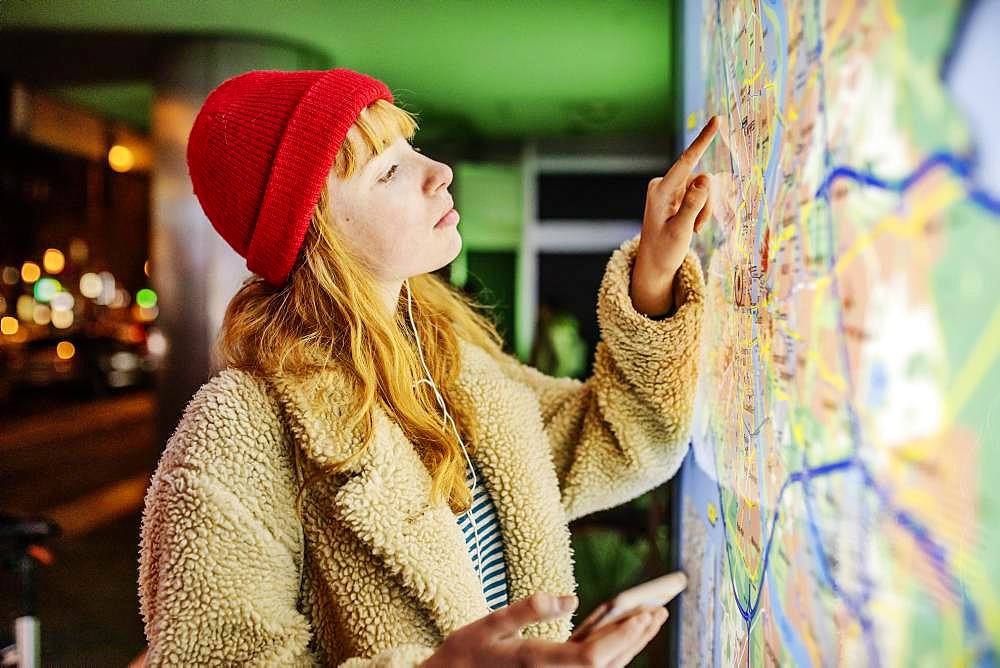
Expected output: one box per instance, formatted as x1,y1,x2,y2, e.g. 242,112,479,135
590,571,688,631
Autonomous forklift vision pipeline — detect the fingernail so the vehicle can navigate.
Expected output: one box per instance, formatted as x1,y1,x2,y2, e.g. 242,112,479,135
559,595,578,612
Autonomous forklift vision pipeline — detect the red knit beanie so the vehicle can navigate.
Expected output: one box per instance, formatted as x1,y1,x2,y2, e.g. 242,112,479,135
186,68,394,286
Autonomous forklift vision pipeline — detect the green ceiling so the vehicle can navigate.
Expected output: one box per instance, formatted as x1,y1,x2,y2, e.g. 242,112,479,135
1,0,674,139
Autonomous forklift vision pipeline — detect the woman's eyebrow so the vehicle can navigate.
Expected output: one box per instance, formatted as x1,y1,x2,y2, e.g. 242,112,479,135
366,151,392,180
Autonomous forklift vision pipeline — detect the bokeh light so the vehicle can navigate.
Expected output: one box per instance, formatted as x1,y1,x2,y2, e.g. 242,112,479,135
136,288,157,308
51,309,73,329
1,316,18,335
16,296,35,321
146,328,168,356
42,248,65,274
110,351,138,371
96,272,116,306
33,304,51,325
2,266,18,285
143,260,150,277
50,292,74,312
108,144,135,173
56,341,76,360
110,288,130,309
80,272,102,299
132,304,159,322
122,324,145,344
69,238,89,264
21,261,41,283
34,277,61,303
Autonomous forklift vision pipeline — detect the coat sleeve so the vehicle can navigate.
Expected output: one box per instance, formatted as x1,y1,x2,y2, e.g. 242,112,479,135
495,234,705,521
139,371,441,667
138,370,318,666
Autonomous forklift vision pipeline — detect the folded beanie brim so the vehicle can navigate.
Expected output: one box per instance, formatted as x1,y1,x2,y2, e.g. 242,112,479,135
248,69,393,285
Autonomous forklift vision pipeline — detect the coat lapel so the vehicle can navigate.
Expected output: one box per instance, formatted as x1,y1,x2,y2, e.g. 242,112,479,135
335,410,493,637
267,341,576,642
268,368,489,639
456,341,576,641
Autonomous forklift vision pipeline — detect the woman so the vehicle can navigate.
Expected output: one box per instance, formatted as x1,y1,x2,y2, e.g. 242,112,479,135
138,67,716,666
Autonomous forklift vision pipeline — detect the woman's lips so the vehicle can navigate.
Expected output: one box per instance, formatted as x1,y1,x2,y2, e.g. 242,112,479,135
434,208,460,228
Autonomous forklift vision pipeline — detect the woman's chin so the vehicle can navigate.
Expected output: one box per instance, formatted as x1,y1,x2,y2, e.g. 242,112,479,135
434,231,463,274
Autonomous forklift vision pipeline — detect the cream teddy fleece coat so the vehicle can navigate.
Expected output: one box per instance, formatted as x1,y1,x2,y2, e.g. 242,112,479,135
138,234,705,666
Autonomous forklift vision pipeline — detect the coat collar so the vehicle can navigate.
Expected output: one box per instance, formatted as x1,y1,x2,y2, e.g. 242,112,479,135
267,340,575,641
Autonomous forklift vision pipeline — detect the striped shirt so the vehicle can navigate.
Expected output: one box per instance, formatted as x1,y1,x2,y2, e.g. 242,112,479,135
455,463,509,610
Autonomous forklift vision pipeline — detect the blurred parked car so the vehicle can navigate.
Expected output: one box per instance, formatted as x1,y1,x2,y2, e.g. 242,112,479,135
1,332,156,402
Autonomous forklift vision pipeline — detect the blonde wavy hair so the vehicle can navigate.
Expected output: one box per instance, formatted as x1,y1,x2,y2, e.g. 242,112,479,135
217,99,506,514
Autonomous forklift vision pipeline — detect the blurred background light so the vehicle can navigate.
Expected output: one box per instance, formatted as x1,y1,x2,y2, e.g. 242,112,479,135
132,304,159,322
79,272,102,298
135,288,157,308
16,295,35,321
123,323,145,344
107,371,131,388
1,316,18,335
51,291,75,311
110,288,130,309
3,266,21,285
32,303,51,325
96,271,116,305
56,341,76,360
42,248,65,274
51,309,74,329
69,237,89,264
108,144,135,173
146,328,168,357
110,351,139,371
34,277,61,302
21,261,41,283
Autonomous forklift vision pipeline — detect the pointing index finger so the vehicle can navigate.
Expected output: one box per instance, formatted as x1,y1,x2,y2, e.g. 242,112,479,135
664,115,719,190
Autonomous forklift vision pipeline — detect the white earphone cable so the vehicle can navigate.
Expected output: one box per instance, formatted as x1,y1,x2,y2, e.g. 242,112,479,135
404,279,484,593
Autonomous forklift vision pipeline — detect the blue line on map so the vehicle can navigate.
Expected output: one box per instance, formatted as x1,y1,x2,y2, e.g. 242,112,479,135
714,455,998,665
715,457,851,620
815,151,1000,215
855,465,993,659
797,454,878,661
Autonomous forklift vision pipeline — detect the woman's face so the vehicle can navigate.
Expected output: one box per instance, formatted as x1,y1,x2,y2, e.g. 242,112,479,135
325,134,462,283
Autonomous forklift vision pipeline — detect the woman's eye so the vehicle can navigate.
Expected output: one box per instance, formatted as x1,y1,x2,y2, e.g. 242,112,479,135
380,165,398,182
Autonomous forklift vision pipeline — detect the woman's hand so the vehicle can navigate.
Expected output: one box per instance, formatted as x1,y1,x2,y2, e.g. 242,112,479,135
630,116,719,318
419,592,669,668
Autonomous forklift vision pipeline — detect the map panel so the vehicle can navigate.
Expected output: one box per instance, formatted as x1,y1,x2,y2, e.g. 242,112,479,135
677,0,1000,665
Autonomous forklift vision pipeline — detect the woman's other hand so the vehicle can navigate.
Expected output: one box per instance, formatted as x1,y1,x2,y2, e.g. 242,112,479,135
630,116,719,318
419,592,669,668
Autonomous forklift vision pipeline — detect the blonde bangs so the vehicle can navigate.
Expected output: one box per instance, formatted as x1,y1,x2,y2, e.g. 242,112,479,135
333,99,419,179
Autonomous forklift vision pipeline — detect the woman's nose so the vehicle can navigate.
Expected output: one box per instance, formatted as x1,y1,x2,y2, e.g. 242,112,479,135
427,160,453,193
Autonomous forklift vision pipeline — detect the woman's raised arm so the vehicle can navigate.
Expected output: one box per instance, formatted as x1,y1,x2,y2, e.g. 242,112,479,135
495,235,705,522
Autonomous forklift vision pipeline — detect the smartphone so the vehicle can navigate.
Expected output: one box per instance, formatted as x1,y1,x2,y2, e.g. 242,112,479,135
571,571,688,639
